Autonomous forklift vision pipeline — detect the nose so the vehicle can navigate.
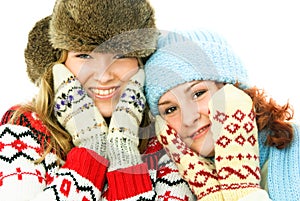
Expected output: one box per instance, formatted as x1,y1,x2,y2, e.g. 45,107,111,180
93,61,114,83
181,99,200,127
94,67,113,83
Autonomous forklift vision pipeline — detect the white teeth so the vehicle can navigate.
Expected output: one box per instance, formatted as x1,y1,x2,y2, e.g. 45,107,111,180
194,125,209,137
92,88,115,96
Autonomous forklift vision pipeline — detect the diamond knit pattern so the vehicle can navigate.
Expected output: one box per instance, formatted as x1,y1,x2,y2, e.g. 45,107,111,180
209,84,261,200
156,116,224,201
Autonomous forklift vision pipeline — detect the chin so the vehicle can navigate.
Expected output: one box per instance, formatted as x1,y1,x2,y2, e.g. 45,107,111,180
94,102,114,118
202,150,215,158
193,144,215,158
95,105,113,118
100,110,113,118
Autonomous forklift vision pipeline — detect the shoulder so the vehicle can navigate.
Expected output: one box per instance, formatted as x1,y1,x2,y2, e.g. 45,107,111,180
265,122,300,200
143,136,163,154
291,122,300,139
0,105,51,144
288,122,300,153
142,137,165,170
142,137,180,171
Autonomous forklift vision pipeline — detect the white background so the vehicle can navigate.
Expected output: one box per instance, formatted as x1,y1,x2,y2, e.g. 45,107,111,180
1,0,299,121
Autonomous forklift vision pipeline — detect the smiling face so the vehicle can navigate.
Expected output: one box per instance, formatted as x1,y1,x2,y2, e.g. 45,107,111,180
158,80,224,157
65,51,139,117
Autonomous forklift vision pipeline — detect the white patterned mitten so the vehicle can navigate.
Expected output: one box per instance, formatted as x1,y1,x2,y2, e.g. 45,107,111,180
209,84,262,200
107,69,145,171
53,64,108,157
155,115,224,201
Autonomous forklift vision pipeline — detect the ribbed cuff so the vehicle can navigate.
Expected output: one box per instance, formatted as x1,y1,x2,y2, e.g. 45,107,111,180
198,191,224,201
222,186,261,201
63,147,109,190
105,163,152,200
238,189,271,201
107,137,142,171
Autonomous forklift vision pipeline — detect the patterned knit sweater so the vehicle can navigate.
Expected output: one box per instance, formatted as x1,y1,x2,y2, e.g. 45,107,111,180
0,106,196,201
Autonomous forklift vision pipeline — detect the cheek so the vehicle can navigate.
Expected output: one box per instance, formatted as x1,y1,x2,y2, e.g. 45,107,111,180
165,116,182,136
116,66,138,82
65,58,81,77
76,66,94,84
110,59,139,81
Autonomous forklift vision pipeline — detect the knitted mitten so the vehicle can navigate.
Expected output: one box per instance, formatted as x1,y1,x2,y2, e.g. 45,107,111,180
209,84,261,200
155,115,224,201
53,64,108,157
107,69,145,171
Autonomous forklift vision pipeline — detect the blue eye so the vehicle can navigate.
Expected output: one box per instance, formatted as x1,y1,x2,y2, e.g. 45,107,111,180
113,54,127,59
76,53,92,59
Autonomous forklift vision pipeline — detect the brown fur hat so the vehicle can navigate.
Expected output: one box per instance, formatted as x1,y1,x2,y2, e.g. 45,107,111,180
25,15,61,84
49,0,158,57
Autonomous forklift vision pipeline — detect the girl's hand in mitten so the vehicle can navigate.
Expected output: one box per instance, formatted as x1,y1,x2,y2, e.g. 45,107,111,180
209,84,262,200
53,64,108,157
155,115,224,201
107,68,145,171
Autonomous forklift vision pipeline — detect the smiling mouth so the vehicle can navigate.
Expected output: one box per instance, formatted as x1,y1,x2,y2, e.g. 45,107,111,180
90,87,118,99
192,124,211,140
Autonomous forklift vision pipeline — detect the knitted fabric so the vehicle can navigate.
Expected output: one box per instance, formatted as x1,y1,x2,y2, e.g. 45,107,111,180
0,107,197,200
209,84,261,200
258,123,300,201
53,64,108,156
155,115,224,201
107,69,145,171
0,107,107,200
145,29,249,116
142,137,197,201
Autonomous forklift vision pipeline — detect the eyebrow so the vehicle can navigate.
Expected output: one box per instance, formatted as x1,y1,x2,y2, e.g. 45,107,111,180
158,81,203,106
158,100,171,106
185,80,202,92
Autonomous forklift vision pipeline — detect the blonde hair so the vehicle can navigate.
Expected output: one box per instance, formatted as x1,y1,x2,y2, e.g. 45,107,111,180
10,50,72,163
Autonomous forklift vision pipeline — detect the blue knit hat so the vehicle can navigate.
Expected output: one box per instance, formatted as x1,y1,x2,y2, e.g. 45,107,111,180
145,29,249,116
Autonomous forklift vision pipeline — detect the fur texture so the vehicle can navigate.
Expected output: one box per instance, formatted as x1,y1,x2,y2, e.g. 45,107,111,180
24,16,61,84
49,0,158,56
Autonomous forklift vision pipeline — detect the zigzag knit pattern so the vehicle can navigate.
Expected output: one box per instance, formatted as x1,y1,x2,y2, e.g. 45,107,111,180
0,107,197,201
0,107,105,201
